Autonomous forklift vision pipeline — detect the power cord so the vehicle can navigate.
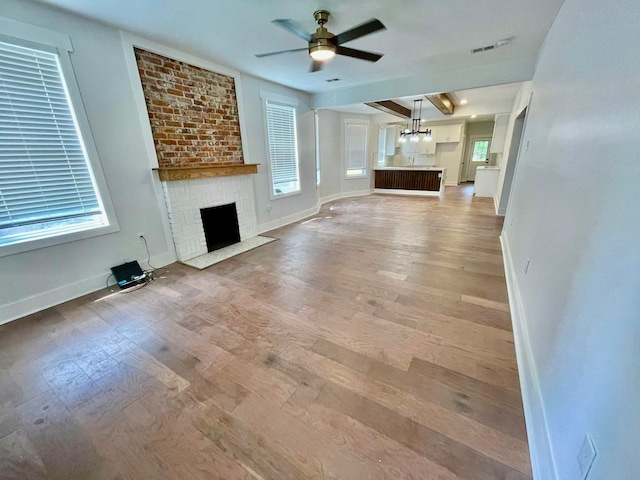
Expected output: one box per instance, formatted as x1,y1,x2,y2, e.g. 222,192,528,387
140,235,170,279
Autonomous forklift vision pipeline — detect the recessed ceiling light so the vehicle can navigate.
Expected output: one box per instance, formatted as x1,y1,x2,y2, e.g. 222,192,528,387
471,115,477,119
460,99,468,105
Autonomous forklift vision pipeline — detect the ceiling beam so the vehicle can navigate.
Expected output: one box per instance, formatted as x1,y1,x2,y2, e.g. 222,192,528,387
364,100,411,119
425,93,455,115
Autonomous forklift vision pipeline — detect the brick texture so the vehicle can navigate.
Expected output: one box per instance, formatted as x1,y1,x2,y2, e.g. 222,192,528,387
134,48,244,168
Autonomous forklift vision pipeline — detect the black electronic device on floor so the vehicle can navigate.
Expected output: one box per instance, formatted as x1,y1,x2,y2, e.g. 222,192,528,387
110,260,146,289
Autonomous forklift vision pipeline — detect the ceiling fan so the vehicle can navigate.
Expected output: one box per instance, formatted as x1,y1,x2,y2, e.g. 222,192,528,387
256,10,386,72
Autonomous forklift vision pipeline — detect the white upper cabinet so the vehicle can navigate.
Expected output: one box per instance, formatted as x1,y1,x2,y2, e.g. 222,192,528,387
490,114,510,153
401,137,417,155
435,124,463,143
385,125,399,155
418,137,436,154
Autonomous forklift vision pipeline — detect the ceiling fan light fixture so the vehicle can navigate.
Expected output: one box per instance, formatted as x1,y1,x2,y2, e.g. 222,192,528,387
309,44,336,61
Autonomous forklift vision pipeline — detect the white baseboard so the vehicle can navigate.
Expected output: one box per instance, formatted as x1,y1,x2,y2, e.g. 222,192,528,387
500,232,557,480
0,251,175,326
257,189,373,234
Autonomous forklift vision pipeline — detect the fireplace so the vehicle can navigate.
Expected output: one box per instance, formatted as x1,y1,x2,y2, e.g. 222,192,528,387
200,203,241,252
160,175,259,262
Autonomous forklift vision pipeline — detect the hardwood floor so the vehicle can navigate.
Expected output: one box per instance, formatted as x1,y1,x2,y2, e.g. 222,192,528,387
0,184,531,479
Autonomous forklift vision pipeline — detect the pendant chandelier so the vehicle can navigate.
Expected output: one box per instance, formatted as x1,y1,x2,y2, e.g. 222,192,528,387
398,99,432,143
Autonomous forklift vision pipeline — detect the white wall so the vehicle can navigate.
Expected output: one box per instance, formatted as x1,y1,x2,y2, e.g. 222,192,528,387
0,0,174,323
317,109,342,200
502,0,640,478
239,74,317,233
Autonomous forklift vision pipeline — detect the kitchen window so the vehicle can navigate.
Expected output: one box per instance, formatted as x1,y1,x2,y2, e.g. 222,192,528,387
262,92,300,199
0,27,117,256
344,119,368,178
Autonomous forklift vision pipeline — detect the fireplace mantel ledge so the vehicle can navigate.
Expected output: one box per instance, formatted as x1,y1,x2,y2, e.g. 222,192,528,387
154,164,259,181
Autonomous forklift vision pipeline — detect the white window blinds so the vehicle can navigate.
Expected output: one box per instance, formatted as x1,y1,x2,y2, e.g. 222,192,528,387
0,41,102,233
345,122,368,176
265,100,300,196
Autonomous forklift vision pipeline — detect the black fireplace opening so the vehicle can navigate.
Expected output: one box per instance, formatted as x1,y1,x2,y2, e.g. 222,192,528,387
200,203,241,252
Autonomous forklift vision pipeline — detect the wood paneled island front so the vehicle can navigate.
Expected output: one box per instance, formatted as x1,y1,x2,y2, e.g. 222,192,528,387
374,167,446,197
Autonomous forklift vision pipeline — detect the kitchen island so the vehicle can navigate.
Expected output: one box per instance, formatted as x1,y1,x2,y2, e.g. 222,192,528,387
374,166,446,197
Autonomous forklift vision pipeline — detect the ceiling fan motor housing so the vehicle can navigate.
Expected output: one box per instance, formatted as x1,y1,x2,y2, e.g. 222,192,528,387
310,11,337,58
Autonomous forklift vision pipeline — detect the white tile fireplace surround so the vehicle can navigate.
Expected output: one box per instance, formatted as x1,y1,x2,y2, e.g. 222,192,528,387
161,175,259,262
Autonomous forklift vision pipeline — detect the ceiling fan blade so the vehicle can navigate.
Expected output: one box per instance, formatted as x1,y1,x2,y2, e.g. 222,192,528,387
272,19,312,42
310,60,324,73
336,46,383,62
335,19,386,45
255,47,308,58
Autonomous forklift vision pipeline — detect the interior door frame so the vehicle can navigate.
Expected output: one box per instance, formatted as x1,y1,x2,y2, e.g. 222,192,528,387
465,135,492,181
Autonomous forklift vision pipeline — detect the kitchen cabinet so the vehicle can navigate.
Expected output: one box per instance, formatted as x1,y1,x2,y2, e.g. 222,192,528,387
374,167,446,197
435,124,463,143
385,125,399,156
401,136,436,156
474,166,500,197
418,137,436,154
490,114,509,153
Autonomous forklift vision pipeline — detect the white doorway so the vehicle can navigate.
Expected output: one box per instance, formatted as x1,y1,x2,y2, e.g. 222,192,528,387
466,136,492,181
498,107,527,215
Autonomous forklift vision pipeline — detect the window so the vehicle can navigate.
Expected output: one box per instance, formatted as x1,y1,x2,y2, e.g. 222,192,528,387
264,99,300,198
471,140,490,161
377,126,386,166
344,120,368,178
0,37,114,252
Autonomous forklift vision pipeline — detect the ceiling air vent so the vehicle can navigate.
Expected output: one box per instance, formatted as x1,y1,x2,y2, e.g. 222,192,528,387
471,37,513,54
471,44,496,54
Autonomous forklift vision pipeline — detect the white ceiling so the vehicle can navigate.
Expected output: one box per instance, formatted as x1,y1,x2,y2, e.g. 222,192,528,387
33,0,565,102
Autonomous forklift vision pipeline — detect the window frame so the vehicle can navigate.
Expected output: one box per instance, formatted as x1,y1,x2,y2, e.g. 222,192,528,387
343,118,369,179
260,91,301,200
0,20,119,258
314,109,320,187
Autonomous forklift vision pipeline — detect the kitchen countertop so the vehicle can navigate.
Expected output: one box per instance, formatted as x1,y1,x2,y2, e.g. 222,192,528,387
373,166,444,171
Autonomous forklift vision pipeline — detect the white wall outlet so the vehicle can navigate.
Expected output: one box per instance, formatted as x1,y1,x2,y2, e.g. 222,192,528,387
524,258,530,274
577,434,597,479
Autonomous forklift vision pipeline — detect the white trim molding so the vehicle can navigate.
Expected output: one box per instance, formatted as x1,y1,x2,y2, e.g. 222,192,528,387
501,232,558,480
258,189,373,234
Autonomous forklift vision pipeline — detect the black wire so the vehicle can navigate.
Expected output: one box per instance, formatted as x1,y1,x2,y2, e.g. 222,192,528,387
140,234,169,278
141,235,158,270
105,273,115,291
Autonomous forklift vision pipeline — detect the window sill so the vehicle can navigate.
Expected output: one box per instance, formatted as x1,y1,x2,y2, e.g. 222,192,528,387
345,174,368,180
0,223,120,258
270,189,302,201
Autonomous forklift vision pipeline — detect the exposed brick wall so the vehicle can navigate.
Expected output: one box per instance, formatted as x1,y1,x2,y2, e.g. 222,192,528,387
134,48,244,168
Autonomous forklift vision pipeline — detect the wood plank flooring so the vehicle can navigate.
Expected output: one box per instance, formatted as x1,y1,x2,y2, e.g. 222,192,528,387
0,184,531,479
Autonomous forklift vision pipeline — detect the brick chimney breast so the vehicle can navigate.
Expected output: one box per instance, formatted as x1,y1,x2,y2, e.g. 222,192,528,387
134,48,244,168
